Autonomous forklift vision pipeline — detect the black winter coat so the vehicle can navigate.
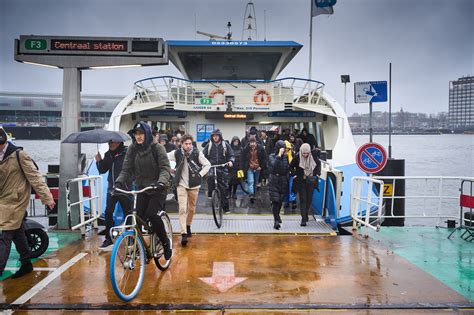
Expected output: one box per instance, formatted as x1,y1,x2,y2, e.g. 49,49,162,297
289,150,321,193
96,143,127,190
267,153,289,202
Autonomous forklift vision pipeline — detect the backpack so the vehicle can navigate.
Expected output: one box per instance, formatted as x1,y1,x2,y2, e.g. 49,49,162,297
15,149,39,194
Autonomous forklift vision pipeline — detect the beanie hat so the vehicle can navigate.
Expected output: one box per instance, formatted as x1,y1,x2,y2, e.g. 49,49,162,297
0,128,7,145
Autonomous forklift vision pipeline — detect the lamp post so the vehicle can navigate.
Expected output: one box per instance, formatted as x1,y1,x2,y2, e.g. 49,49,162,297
341,75,350,113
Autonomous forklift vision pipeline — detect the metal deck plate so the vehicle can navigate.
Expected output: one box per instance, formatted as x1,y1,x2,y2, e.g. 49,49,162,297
169,214,336,235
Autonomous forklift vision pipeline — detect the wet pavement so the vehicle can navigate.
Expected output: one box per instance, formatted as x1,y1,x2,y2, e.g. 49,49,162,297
1,231,471,313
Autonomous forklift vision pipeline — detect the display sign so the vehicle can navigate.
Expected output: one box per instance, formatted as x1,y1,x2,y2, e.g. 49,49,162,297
356,142,388,174
354,81,388,103
18,36,164,57
205,112,253,120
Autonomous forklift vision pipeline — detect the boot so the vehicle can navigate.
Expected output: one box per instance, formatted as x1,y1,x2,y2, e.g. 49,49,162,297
12,262,33,279
186,225,192,238
181,234,188,247
163,240,172,260
273,221,281,230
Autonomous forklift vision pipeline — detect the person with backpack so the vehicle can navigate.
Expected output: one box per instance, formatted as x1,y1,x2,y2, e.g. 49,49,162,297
114,122,173,260
0,127,55,278
95,140,131,249
167,134,210,246
203,129,235,214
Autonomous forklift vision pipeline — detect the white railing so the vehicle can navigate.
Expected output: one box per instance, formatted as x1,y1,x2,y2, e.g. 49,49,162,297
351,175,474,237
132,76,325,107
66,175,103,236
351,176,384,237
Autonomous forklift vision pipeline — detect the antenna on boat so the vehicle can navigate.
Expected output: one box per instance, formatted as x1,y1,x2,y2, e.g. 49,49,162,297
196,22,232,41
242,1,257,40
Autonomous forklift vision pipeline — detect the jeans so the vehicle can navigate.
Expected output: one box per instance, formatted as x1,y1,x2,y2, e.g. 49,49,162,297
246,169,261,195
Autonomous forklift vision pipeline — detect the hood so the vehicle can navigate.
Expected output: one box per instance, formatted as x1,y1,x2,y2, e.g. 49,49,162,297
211,129,223,142
274,140,285,151
129,121,153,147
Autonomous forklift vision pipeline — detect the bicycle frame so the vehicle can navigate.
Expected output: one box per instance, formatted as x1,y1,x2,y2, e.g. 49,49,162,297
111,186,160,262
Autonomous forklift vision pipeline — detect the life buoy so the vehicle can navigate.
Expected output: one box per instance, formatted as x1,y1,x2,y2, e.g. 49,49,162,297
253,89,272,106
209,88,225,105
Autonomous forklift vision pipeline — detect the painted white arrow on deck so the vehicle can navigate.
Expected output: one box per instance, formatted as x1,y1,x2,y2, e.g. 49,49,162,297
199,262,247,293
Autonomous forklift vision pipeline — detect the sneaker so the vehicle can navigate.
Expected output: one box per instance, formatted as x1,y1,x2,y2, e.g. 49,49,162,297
12,262,33,279
97,229,106,236
186,225,192,238
181,234,188,247
163,240,172,260
291,202,297,210
224,209,231,214
273,221,281,230
99,238,113,249
300,220,307,227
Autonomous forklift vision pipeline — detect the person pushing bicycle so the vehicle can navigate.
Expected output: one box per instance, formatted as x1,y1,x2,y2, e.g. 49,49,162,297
114,121,172,260
203,129,235,214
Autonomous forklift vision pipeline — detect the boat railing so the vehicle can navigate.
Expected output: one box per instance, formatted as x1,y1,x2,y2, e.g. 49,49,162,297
351,175,474,237
66,175,103,236
351,176,385,237
132,76,325,108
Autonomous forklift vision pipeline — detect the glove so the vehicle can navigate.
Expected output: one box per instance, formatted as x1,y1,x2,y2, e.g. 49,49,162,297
114,181,126,190
155,182,166,191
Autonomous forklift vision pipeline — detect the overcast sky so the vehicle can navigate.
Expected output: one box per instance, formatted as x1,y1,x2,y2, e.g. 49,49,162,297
1,0,472,116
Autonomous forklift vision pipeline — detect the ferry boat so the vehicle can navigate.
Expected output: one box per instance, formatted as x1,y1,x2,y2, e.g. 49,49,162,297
90,39,368,229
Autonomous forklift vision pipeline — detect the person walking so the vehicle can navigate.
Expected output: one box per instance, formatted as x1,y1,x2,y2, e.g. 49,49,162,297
0,127,55,278
168,134,210,246
241,135,267,203
95,140,131,249
115,121,173,260
267,140,290,230
229,136,243,199
203,129,234,214
290,143,321,226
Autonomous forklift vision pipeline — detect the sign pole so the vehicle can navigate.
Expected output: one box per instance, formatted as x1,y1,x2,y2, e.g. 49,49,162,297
388,62,392,159
369,101,373,142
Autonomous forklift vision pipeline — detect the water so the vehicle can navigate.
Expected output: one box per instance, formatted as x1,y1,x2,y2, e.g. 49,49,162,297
13,134,474,226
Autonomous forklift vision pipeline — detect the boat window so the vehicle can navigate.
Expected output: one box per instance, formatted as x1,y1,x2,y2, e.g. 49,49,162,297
179,52,282,81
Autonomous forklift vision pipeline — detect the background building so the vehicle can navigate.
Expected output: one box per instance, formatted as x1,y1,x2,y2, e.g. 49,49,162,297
0,92,121,139
448,76,474,130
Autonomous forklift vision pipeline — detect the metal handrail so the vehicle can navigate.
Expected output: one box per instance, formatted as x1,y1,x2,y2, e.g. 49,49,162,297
66,175,103,235
132,76,326,107
351,175,474,237
351,176,384,237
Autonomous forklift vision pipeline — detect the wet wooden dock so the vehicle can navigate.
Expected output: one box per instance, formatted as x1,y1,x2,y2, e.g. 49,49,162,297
1,232,471,313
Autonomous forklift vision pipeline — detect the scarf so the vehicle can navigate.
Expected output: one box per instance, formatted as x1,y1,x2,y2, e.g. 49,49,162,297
284,140,293,163
299,143,316,177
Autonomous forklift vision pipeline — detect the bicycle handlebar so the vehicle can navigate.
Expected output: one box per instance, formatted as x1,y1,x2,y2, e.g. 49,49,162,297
114,186,157,195
209,163,229,168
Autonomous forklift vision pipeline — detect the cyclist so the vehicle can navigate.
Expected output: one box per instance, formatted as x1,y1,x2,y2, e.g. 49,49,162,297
114,121,172,260
203,129,234,214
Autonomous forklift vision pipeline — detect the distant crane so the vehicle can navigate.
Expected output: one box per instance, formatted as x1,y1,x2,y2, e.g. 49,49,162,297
197,22,232,41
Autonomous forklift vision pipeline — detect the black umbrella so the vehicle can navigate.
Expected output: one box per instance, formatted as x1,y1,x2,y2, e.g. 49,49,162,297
62,129,130,144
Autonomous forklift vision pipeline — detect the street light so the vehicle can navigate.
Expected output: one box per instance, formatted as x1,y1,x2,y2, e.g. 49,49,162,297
341,75,350,113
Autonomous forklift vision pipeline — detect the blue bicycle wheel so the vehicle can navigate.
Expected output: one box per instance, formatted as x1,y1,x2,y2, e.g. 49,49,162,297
110,231,146,301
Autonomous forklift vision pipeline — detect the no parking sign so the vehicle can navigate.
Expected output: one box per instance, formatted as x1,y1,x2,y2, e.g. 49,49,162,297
356,142,388,174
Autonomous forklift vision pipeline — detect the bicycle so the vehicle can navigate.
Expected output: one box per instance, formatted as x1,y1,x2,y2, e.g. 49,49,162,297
209,163,228,228
109,185,173,301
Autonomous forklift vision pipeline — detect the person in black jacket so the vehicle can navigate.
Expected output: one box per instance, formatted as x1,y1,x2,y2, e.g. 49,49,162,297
290,143,321,226
268,140,290,230
95,141,131,249
229,136,243,199
203,129,235,214
158,134,177,153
